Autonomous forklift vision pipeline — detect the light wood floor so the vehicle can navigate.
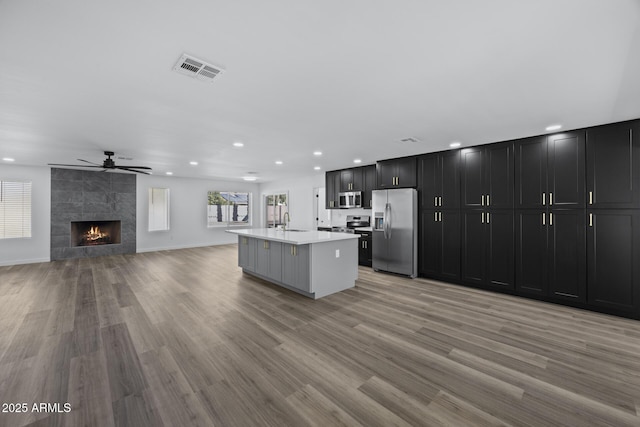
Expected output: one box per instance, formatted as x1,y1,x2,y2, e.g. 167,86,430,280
1,244,639,427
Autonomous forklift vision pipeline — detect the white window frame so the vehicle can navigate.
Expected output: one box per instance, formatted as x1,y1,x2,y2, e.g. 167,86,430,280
148,187,170,231
207,191,252,228
0,180,32,239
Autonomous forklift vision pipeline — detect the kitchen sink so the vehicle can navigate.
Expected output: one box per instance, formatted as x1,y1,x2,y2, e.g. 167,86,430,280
284,229,308,232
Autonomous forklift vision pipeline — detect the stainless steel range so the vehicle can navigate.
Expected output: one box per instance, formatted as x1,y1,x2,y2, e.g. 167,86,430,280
331,215,370,233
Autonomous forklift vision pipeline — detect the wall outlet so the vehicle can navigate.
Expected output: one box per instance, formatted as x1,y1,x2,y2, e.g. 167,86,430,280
335,249,340,258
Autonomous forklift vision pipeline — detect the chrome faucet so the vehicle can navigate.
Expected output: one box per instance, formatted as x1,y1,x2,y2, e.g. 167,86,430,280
282,212,291,231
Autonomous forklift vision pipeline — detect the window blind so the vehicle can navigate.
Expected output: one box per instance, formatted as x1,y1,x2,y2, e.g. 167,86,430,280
0,181,32,239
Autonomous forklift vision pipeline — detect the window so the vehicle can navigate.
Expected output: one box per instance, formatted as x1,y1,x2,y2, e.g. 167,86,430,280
148,188,170,231
207,191,250,227
265,192,288,228
0,180,32,239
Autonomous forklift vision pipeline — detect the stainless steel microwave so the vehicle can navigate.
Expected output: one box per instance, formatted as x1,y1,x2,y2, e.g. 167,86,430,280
339,191,362,208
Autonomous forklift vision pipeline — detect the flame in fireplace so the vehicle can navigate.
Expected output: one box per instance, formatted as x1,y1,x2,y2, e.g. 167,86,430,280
86,225,108,241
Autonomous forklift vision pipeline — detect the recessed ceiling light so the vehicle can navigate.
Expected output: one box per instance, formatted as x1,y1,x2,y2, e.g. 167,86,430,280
353,159,362,164
450,142,461,148
166,172,173,175
243,176,257,181
546,124,562,131
2,157,15,162
275,160,283,165
314,166,321,170
189,161,198,166
233,142,244,147
313,151,322,156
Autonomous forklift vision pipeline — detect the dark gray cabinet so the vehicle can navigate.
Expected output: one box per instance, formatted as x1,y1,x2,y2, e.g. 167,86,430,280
256,239,282,282
461,142,514,209
340,168,363,192
325,170,341,209
462,210,514,290
419,210,460,281
357,231,372,266
515,131,585,209
418,151,460,210
587,210,640,315
377,157,416,189
282,244,310,292
238,236,256,272
586,121,640,209
515,209,586,302
362,165,376,209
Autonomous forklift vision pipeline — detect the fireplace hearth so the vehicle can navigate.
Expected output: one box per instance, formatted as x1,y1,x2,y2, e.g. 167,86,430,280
71,220,121,247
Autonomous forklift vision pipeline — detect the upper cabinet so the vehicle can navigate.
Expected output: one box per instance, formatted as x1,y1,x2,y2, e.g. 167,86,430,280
325,170,341,209
340,168,363,192
362,165,376,209
418,150,460,210
460,141,514,210
515,131,585,209
586,120,640,209
377,157,417,189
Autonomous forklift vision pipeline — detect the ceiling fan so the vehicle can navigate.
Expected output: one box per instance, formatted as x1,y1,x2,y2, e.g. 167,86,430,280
49,151,152,175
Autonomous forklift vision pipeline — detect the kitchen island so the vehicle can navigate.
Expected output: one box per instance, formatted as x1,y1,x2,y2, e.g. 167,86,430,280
226,229,359,299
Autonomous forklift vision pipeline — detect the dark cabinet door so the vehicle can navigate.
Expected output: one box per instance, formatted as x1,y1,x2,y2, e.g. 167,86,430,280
340,169,353,192
462,210,514,290
377,158,416,189
362,165,376,209
358,233,372,266
587,121,640,209
515,210,548,296
548,210,586,302
548,131,585,208
418,154,439,210
587,210,640,315
486,210,514,290
376,161,396,189
461,147,484,209
440,211,461,281
485,142,514,209
440,150,461,209
515,136,547,209
419,210,441,277
325,171,341,209
396,157,417,188
462,210,486,286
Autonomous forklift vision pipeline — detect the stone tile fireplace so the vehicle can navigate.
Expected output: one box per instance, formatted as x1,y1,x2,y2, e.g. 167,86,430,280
50,168,136,260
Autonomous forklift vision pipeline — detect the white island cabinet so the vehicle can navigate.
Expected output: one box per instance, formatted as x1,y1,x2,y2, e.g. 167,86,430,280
227,229,359,299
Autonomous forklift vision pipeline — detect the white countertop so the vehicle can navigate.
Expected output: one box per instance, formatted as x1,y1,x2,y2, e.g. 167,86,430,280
226,228,360,245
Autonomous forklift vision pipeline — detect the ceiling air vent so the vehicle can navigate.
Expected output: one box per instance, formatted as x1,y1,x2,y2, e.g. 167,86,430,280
173,54,224,83
400,137,420,144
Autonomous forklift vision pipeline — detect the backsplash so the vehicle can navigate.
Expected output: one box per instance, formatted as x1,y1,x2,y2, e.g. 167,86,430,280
328,208,371,226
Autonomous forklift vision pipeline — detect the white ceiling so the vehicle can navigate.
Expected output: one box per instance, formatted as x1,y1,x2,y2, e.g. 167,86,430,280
1,0,639,182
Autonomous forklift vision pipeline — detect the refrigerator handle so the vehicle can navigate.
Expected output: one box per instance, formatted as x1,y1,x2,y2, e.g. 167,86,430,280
384,202,391,239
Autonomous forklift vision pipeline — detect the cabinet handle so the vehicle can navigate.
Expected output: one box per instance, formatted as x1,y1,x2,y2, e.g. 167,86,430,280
438,212,442,222
589,191,593,205
434,211,438,222
486,194,490,206
542,193,546,205
589,213,593,227
439,196,442,206
550,193,553,206
481,195,485,206
481,212,485,223
542,212,545,225
549,213,553,226
434,196,438,207
487,212,490,223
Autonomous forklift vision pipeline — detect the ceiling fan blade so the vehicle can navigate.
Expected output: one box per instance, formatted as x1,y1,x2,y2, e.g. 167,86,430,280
117,167,151,175
118,165,152,170
48,163,104,168
77,158,101,165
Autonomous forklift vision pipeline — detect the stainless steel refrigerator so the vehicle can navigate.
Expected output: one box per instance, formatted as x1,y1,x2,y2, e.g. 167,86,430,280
372,188,417,278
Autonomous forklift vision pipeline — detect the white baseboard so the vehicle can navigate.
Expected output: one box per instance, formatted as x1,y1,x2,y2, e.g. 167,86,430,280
136,241,233,253
0,257,50,267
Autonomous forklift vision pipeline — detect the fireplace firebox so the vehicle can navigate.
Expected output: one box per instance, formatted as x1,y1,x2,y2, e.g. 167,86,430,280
70,221,122,247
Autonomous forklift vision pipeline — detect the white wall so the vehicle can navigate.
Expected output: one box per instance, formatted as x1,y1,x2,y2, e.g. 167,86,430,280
258,173,325,230
0,165,50,266
136,174,259,252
